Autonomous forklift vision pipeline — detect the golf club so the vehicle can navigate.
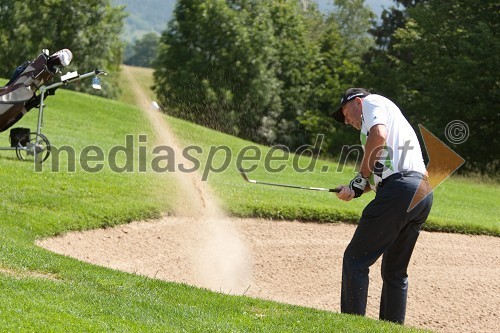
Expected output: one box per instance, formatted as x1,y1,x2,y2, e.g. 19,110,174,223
238,168,341,193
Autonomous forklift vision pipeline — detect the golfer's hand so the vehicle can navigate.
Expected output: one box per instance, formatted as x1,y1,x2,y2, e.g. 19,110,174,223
336,185,355,202
349,173,368,198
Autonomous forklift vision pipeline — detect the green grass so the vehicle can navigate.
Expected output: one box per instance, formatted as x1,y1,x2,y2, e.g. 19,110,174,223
0,88,176,238
164,115,499,236
166,116,366,221
421,178,499,234
118,65,156,105
0,77,429,332
121,65,499,236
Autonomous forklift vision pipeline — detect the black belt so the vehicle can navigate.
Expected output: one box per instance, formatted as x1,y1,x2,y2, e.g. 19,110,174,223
379,171,425,187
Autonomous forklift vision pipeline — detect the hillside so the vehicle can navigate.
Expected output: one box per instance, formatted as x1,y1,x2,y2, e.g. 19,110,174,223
112,0,393,41
111,0,175,41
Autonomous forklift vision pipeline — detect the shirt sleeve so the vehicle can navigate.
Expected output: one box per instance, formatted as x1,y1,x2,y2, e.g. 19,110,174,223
363,97,387,129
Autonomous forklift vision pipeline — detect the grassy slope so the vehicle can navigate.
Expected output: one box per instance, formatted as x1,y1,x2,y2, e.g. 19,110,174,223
153,65,500,235
120,65,499,236
167,115,500,236
0,75,427,332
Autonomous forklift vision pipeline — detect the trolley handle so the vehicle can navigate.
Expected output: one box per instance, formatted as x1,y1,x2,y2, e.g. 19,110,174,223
94,69,107,76
42,69,107,91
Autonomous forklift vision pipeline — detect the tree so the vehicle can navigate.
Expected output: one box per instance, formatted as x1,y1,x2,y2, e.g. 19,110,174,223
153,0,372,152
299,0,374,155
0,0,126,98
154,0,322,147
124,32,160,68
257,0,321,147
331,0,375,58
369,0,427,51
154,0,276,142
392,0,499,172
360,0,427,98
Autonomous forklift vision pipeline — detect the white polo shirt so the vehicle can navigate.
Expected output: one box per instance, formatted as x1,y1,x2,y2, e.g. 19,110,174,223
360,94,427,190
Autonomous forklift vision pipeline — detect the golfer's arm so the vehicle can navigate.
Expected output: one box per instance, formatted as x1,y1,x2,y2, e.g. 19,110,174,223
360,124,387,179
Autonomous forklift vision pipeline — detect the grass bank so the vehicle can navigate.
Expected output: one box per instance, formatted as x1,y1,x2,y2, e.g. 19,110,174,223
165,115,499,236
120,65,499,236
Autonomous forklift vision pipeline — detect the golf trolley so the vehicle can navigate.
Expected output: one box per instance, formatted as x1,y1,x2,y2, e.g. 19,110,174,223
0,49,106,163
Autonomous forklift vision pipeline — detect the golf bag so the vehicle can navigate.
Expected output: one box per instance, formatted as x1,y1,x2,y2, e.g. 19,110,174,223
0,49,72,132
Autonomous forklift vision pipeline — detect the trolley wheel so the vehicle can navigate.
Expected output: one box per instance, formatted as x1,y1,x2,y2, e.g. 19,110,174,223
16,132,51,163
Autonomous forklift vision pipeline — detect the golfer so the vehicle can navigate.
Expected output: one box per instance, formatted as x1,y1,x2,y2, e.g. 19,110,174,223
332,88,433,324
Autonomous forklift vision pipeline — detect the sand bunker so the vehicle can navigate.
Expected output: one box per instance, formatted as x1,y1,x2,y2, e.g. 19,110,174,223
38,217,500,333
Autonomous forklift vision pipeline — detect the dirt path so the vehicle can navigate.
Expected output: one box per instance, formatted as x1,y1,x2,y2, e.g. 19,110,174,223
38,66,500,333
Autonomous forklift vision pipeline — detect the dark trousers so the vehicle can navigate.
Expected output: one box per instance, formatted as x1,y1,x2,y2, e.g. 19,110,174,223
341,174,433,323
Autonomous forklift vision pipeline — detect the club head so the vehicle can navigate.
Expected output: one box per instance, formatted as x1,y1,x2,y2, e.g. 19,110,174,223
238,167,250,182
54,49,73,66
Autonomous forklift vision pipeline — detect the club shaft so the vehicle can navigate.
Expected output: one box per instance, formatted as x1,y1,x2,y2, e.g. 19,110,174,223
253,180,338,192
239,168,340,193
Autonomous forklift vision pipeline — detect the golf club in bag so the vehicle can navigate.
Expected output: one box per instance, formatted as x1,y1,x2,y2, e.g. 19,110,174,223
0,49,106,163
238,167,340,193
